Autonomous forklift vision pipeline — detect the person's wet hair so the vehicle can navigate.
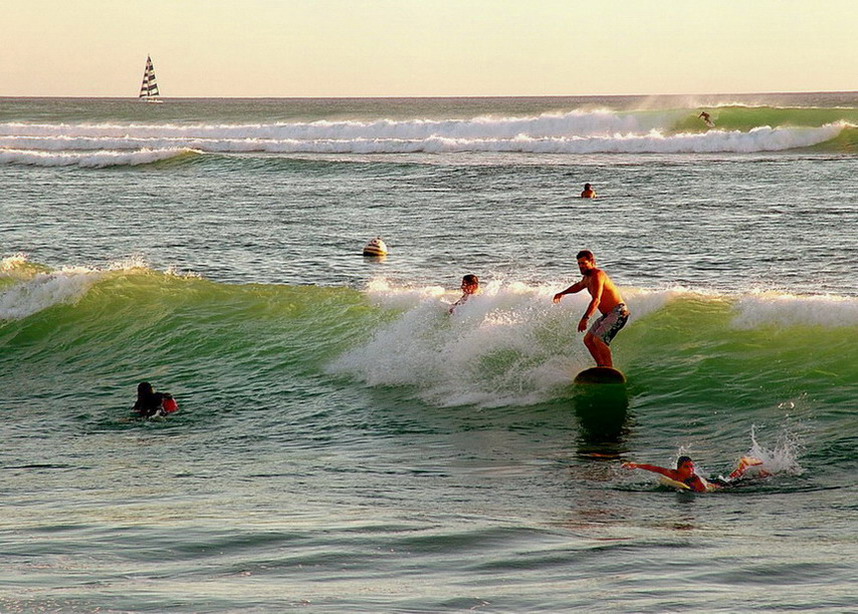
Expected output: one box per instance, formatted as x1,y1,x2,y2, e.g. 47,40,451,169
676,455,693,469
137,381,154,396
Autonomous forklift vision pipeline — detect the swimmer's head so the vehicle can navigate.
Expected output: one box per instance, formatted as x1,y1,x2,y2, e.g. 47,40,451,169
676,456,697,478
584,183,591,190
137,381,154,396
461,274,479,294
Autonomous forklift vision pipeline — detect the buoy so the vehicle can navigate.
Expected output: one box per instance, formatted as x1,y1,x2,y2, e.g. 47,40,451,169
363,237,388,257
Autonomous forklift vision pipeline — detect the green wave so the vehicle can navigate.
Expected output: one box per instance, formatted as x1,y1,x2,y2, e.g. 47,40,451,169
2,272,856,430
671,106,858,152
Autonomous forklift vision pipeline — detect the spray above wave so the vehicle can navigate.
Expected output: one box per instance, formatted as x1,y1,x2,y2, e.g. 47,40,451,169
0,108,848,164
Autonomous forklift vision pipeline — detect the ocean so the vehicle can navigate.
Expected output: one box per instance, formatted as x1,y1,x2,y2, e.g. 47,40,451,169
1,94,856,612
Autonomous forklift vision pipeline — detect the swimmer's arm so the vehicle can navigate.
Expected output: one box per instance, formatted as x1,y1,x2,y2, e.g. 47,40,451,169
622,462,675,479
449,293,469,314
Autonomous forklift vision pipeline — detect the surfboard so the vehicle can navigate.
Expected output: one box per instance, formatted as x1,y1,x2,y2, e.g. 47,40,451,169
574,366,626,384
658,476,692,490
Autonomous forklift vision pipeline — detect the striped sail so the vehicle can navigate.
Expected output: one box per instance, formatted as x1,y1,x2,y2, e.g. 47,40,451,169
138,56,160,99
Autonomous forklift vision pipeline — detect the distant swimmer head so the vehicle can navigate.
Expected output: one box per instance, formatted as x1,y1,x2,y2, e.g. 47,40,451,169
584,183,591,190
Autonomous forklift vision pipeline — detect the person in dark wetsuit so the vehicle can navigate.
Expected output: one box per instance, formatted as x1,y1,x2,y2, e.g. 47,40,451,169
133,381,176,418
622,455,764,492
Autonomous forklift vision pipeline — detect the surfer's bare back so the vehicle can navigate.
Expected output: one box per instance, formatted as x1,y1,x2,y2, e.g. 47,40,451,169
552,250,629,368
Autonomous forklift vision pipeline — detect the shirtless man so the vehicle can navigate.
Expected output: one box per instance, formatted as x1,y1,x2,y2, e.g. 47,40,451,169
552,250,629,367
580,183,597,198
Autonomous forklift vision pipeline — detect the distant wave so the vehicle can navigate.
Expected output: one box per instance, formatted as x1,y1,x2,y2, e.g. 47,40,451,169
0,109,849,161
0,146,198,168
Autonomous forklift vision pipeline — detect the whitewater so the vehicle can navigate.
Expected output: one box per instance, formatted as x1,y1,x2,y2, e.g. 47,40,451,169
1,94,856,613
0,108,854,167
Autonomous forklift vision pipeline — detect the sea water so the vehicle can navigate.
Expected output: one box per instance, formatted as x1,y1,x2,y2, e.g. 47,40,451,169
1,94,856,612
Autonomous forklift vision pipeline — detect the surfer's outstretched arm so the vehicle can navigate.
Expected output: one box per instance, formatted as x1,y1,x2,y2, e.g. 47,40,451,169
553,279,586,303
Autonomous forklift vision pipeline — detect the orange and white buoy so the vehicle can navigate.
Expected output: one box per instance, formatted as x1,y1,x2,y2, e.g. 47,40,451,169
362,237,388,257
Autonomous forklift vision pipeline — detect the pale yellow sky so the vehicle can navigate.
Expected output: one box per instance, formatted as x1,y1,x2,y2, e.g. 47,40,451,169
3,0,857,97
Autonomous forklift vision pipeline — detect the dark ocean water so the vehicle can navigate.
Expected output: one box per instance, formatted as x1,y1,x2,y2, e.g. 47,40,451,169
1,94,856,612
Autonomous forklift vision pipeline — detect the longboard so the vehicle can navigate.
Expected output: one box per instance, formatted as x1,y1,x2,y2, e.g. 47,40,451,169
574,366,626,384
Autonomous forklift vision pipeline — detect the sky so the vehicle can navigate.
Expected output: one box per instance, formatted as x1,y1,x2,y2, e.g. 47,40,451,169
3,0,857,98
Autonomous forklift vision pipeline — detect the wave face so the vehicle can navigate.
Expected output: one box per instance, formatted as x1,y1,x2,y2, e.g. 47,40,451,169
3,265,856,421
1,97,855,166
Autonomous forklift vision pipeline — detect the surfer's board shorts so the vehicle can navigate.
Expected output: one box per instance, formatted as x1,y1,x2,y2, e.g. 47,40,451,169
588,303,630,345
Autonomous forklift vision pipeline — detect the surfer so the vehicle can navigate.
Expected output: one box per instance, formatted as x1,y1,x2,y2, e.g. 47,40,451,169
622,455,765,492
133,381,178,418
450,274,479,313
698,111,714,127
553,250,629,368
580,183,597,199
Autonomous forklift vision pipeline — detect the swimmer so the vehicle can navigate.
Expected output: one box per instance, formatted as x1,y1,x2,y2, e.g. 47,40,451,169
450,274,479,313
133,381,178,418
580,183,597,199
622,455,765,492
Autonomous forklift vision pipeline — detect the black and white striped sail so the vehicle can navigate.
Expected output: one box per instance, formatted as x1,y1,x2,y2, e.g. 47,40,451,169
138,56,160,99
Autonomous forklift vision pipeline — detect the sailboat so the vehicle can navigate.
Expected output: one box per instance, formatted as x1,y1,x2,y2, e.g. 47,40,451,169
138,55,162,103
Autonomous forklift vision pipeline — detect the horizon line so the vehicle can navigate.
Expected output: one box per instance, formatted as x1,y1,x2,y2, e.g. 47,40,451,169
2,90,858,101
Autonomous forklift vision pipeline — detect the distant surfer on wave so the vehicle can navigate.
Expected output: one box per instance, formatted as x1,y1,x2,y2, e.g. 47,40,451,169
580,183,597,199
450,274,479,313
133,381,179,418
698,111,715,128
622,455,766,492
553,250,629,368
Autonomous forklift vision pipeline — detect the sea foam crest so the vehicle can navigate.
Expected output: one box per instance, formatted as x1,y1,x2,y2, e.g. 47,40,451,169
731,292,858,329
0,114,844,160
330,280,669,408
0,256,172,320
0,147,197,168
0,269,104,320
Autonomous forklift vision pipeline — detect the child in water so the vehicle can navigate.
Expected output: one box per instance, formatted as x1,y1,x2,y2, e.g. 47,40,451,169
449,274,479,313
133,381,179,418
622,455,765,492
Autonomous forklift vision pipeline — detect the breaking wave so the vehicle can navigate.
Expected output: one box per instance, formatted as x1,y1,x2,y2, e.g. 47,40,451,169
1,104,853,166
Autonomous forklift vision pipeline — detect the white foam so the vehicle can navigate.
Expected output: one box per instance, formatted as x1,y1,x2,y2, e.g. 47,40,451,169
0,269,103,320
329,280,668,408
744,424,805,476
0,257,175,320
0,147,197,168
0,114,843,159
731,292,858,329
0,253,32,273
